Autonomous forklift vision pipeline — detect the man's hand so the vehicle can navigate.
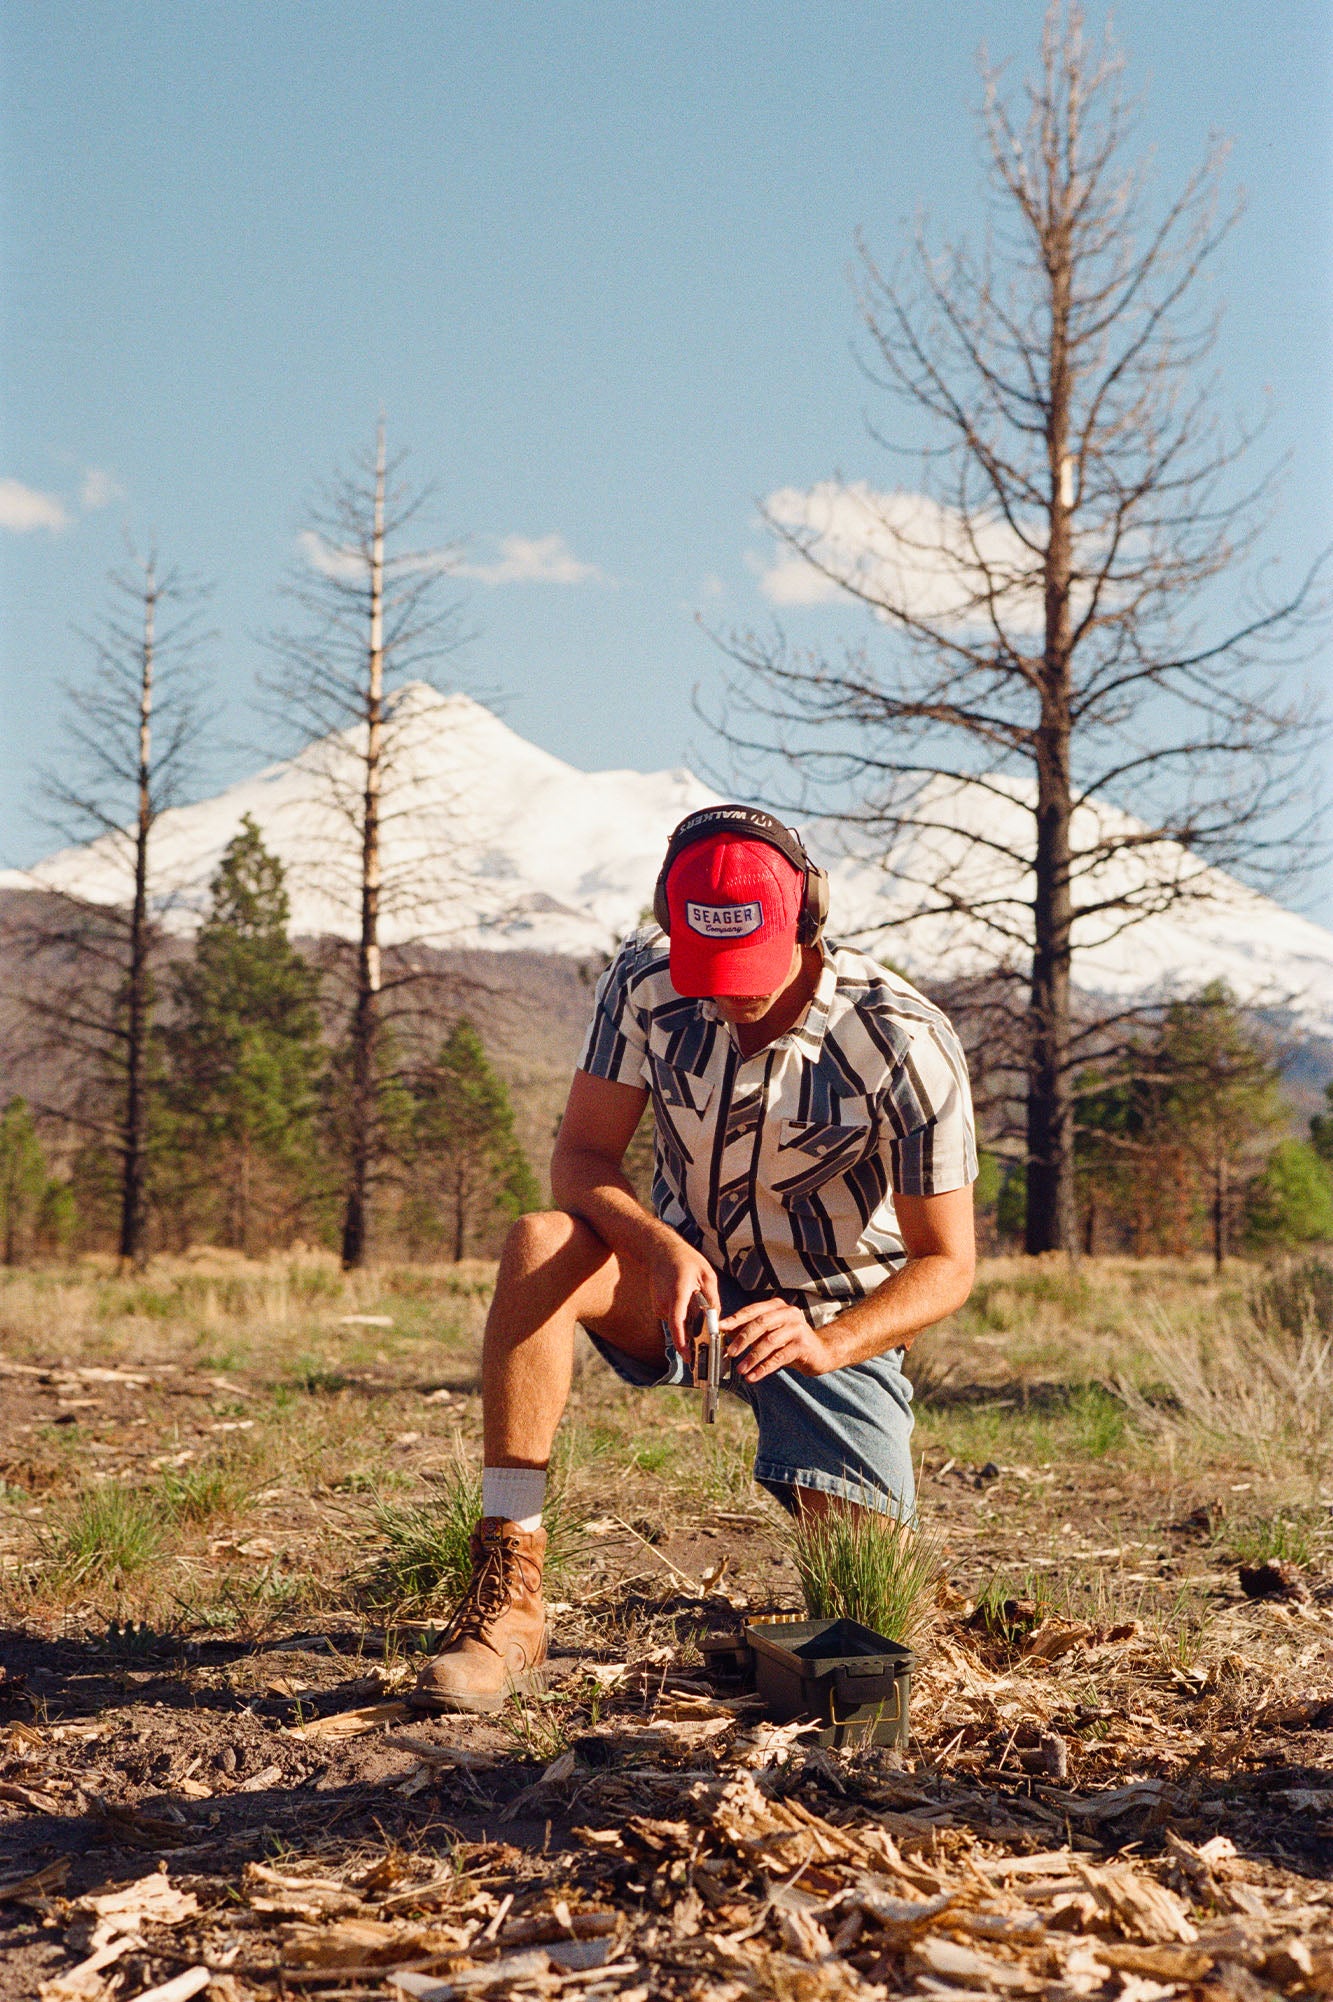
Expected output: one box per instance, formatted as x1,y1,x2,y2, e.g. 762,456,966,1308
650,1238,721,1360
722,1297,833,1383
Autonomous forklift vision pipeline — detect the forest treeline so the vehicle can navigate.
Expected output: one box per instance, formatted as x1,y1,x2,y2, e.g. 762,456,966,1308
1,818,537,1265
2,808,1331,1267
980,986,1333,1264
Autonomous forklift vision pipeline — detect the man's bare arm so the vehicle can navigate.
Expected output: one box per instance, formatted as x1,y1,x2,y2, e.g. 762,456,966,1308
550,1069,721,1348
724,1186,975,1382
829,1187,976,1362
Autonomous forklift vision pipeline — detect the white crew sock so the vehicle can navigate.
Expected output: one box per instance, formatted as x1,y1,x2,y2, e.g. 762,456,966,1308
482,1466,547,1532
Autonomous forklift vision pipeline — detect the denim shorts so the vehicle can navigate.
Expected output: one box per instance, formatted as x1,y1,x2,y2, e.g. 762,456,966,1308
583,1272,915,1520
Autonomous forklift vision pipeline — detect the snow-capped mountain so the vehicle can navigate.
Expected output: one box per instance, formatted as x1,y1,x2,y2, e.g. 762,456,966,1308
5,682,1333,1039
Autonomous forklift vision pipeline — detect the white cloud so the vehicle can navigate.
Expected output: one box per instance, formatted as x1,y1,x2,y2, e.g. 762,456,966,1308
459,533,600,586
298,528,599,589
0,478,70,533
759,481,1041,631
79,466,123,511
297,529,370,582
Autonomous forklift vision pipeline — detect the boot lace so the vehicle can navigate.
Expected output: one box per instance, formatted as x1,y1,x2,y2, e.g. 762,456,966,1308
440,1535,519,1647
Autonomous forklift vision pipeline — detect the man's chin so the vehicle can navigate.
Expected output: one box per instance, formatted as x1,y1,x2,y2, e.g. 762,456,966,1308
716,998,771,1021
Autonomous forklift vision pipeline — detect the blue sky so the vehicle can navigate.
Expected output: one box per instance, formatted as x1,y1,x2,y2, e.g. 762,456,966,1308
4,1,1331,915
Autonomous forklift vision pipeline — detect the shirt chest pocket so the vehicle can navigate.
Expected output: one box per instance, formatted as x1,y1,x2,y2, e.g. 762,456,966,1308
647,1056,716,1126
776,1100,879,1198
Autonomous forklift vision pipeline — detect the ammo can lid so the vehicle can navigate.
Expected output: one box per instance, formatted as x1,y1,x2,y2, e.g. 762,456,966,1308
745,1615,916,1676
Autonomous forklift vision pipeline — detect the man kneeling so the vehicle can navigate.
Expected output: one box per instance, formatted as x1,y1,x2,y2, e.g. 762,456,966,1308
409,806,978,1713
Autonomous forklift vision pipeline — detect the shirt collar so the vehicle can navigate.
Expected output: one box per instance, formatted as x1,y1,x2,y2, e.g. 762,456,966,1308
788,942,837,1061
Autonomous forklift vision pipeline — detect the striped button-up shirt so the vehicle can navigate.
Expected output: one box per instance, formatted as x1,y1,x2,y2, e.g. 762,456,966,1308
577,927,977,1326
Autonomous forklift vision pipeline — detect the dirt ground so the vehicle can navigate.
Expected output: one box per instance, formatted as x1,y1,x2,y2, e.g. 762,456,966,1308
0,1252,1330,2000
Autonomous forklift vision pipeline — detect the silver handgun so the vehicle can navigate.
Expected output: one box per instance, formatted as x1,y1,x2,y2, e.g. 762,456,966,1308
690,1296,723,1426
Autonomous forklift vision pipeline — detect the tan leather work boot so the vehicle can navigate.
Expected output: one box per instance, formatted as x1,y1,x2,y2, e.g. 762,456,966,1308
408,1518,547,1714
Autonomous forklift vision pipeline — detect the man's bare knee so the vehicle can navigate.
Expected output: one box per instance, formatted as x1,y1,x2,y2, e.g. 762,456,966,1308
501,1209,605,1275
503,1210,576,1267
492,1210,614,1328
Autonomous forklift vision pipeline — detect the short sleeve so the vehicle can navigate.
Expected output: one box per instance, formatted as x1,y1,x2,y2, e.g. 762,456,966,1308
576,941,653,1089
880,1018,978,1197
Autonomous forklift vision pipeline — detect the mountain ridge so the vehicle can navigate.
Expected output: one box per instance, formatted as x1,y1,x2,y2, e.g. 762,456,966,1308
6,681,1333,1040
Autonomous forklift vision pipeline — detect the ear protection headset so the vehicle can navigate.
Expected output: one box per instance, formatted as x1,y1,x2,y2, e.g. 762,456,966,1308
652,805,830,946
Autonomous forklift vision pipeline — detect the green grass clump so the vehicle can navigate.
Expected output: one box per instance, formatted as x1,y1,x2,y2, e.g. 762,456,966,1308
970,1570,1050,1642
1066,1382,1127,1457
362,1460,581,1613
289,1363,351,1396
46,1487,163,1586
790,1508,939,1648
1228,1511,1314,1569
159,1459,249,1526
629,1436,674,1475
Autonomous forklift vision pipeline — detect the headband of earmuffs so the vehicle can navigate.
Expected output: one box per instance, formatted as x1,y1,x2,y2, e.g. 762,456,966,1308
652,804,830,947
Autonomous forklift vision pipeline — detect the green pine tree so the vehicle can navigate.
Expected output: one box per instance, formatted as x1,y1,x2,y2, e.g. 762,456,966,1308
408,1020,538,1260
1311,1078,1333,1166
1152,983,1283,1267
0,1098,54,1265
1068,985,1287,1261
1247,1139,1333,1249
164,816,326,1251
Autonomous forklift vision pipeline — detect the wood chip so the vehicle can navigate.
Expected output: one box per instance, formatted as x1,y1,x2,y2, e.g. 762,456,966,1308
124,1971,212,2002
1096,1942,1217,1979
0,1856,70,1902
285,1699,411,1739
237,1762,283,1791
0,1778,64,1813
279,1917,436,1967
79,1872,200,1929
1072,1858,1198,1944
976,1850,1078,1878
391,1955,552,1998
1022,1618,1094,1661
39,1934,137,2000
911,1934,1041,1989
499,1910,619,1947
386,1736,500,1770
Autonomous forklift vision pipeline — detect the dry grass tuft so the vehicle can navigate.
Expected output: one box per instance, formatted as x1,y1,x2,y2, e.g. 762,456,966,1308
1116,1302,1333,1475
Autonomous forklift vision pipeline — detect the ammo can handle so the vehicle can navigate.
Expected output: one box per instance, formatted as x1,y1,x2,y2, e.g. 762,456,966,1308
829,1664,903,1720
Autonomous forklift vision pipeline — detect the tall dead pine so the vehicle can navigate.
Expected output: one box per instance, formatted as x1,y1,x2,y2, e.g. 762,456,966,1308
4,552,211,1267
714,1,1325,1252
119,559,158,1266
266,424,468,1269
342,432,387,1269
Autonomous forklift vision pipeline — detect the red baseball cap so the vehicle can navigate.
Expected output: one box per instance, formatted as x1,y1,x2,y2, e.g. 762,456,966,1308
666,832,805,997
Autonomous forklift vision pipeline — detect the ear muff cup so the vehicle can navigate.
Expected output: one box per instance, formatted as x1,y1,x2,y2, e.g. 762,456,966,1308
652,806,828,946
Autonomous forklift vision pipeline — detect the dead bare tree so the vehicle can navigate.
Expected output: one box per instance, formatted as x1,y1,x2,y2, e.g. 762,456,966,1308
4,553,211,1267
713,2,1326,1253
265,425,470,1268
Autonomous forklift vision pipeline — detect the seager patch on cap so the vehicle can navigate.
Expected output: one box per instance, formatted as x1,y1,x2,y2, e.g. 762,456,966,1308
685,899,764,939
665,829,803,996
